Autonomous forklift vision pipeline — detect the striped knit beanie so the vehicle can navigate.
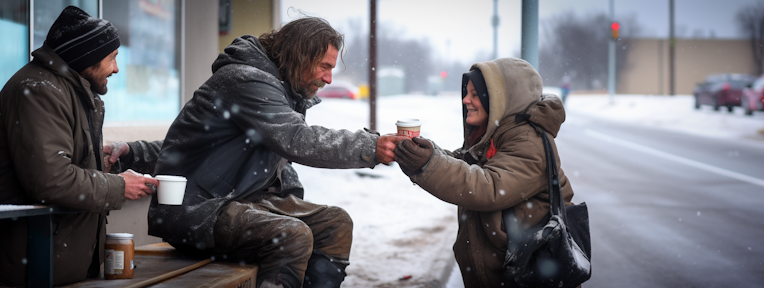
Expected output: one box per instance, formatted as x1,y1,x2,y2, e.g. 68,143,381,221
45,6,120,73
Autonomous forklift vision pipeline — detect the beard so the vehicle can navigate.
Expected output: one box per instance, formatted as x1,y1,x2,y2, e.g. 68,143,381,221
92,82,108,95
296,78,327,99
82,71,111,95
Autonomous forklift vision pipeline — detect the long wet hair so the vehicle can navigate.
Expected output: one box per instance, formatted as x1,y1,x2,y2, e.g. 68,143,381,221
258,17,344,92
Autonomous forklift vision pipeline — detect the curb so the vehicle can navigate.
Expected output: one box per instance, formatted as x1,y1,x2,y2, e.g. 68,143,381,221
425,222,458,288
433,254,457,288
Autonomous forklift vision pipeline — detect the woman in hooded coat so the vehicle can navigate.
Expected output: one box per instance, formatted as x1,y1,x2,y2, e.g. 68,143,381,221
394,58,577,287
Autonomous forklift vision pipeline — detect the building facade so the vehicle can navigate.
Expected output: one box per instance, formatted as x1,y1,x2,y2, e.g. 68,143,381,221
619,38,763,95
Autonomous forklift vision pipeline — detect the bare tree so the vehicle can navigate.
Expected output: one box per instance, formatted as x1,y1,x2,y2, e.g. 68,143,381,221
338,20,434,94
538,11,638,92
737,2,764,76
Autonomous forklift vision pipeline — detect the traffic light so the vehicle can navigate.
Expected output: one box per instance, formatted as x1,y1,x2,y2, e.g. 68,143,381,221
611,22,620,40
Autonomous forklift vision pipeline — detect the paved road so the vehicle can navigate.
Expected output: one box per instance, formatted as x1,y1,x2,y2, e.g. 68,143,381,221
557,113,764,288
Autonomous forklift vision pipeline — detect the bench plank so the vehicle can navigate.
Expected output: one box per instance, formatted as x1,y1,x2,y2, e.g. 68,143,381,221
62,243,258,288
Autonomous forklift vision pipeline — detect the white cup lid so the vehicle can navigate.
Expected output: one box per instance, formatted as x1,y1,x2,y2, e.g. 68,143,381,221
155,175,187,182
396,119,421,127
106,233,134,239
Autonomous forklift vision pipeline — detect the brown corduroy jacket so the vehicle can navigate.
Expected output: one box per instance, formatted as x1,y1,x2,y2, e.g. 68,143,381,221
0,44,125,286
409,58,575,287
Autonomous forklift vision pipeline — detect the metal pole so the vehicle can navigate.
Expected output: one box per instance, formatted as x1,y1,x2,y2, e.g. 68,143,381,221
27,214,53,288
520,0,539,70
29,0,34,62
658,40,664,94
608,0,616,102
368,0,377,131
669,0,675,96
492,0,499,60
180,0,186,106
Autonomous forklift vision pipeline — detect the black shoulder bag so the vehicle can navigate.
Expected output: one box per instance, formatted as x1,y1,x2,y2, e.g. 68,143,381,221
502,126,592,288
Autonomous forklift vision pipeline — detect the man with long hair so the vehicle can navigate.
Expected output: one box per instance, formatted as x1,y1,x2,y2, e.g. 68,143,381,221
106,17,403,288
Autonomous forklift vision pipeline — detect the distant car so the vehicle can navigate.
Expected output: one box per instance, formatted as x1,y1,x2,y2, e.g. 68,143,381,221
742,74,764,115
317,82,360,100
694,73,756,112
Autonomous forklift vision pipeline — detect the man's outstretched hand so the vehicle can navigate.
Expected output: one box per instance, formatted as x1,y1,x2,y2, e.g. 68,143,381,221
376,134,408,164
120,169,158,200
103,142,130,173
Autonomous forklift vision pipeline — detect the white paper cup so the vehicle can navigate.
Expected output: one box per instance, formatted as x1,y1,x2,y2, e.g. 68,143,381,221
396,119,421,139
155,175,187,205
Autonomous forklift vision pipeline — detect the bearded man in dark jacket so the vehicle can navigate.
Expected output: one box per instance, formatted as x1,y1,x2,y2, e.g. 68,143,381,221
106,17,404,288
0,6,158,286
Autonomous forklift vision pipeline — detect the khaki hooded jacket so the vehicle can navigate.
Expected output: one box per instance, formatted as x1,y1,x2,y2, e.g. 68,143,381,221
409,58,575,287
0,45,125,286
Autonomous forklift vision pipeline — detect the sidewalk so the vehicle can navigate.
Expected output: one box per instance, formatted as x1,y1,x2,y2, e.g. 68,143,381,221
295,95,466,287
296,163,459,287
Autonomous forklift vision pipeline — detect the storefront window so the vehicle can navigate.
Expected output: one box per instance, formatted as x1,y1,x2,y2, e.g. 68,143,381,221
33,0,98,51
1,1,180,121
103,0,181,121
0,0,29,87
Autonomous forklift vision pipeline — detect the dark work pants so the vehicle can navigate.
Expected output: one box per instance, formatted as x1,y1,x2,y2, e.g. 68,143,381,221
213,194,353,288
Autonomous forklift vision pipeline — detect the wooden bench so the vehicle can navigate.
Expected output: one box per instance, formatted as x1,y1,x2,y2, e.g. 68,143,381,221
64,243,258,288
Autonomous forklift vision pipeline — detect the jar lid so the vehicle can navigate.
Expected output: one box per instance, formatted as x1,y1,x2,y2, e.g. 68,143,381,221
396,119,421,127
155,175,187,182
106,233,134,239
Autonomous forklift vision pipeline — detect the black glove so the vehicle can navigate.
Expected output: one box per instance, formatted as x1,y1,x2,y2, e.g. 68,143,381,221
395,137,434,176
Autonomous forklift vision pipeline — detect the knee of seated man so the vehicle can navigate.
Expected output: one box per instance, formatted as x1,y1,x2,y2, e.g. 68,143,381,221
323,206,353,231
279,217,314,244
317,206,353,249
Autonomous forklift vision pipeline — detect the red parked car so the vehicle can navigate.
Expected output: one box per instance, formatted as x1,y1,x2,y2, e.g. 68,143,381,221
742,74,764,115
694,73,756,112
316,81,360,100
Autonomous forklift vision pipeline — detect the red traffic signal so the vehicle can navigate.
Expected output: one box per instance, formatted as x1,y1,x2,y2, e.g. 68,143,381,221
611,22,620,40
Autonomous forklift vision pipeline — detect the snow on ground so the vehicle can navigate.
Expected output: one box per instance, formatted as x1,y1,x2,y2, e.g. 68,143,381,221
295,94,465,287
293,90,764,287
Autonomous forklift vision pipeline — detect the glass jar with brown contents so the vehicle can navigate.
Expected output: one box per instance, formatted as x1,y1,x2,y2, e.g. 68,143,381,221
104,233,134,279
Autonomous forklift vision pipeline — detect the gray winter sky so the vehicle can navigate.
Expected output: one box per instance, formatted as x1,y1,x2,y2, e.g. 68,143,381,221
281,0,762,63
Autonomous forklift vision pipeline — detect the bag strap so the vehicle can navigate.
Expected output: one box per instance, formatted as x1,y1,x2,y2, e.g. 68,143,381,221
539,126,567,224
502,122,566,246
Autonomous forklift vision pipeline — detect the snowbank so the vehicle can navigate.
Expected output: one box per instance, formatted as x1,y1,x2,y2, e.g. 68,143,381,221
564,93,764,141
